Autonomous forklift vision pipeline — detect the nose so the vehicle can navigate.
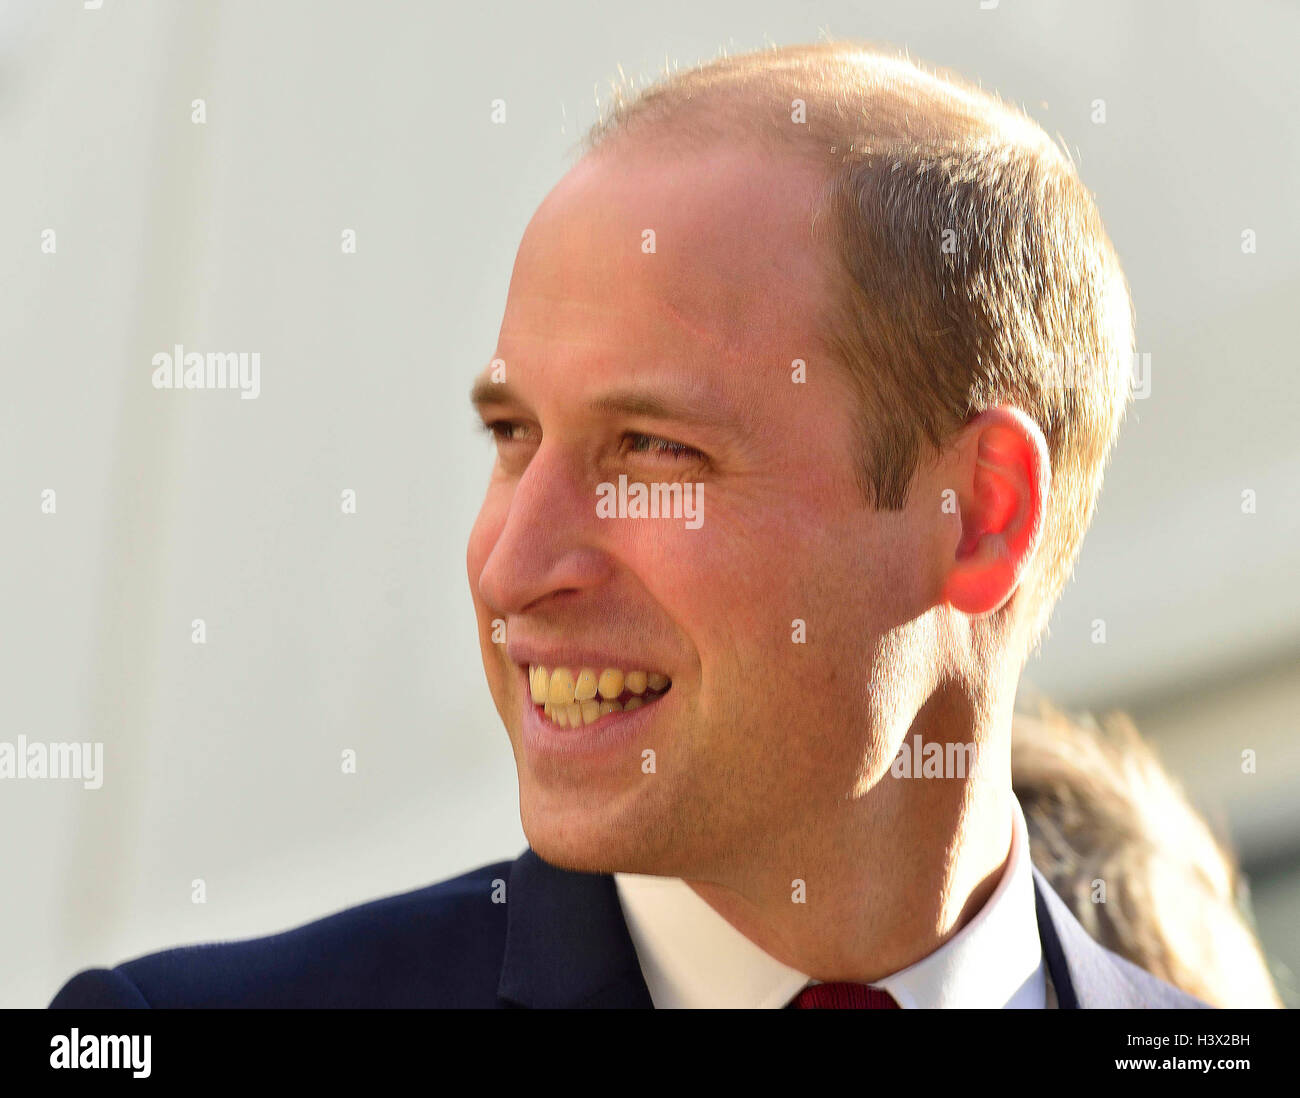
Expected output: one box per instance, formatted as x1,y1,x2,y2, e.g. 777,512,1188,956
475,443,614,615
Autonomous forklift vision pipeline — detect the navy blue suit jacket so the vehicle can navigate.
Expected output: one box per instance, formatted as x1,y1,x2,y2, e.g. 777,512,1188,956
49,851,1207,1008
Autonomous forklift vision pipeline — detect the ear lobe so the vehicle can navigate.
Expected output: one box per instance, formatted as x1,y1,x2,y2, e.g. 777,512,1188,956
941,409,1050,617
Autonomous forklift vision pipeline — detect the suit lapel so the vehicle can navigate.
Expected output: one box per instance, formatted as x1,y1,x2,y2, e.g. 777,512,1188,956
1032,865,1146,1008
498,848,653,1008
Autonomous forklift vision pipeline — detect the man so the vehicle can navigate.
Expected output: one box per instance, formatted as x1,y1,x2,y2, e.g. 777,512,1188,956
50,42,1205,1009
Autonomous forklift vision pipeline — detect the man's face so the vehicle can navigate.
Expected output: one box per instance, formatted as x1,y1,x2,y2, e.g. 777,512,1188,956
467,141,935,879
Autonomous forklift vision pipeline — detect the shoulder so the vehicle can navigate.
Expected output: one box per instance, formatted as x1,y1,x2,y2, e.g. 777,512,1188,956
1032,867,1211,1009
1098,943,1211,1009
50,858,517,1008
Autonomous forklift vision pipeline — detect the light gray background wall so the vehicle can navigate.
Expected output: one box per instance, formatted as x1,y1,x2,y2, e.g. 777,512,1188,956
3,0,1297,1007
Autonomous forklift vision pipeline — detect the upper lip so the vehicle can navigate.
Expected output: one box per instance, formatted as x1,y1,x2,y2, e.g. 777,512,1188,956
506,641,670,675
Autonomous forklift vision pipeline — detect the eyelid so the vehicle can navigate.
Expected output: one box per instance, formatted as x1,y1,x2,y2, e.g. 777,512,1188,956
622,431,707,462
479,418,537,443
479,420,708,467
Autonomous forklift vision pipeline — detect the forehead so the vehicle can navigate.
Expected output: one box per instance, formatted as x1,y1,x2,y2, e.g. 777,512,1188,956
496,141,834,374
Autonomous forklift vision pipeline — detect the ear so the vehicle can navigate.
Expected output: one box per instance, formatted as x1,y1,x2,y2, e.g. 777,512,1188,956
940,406,1051,616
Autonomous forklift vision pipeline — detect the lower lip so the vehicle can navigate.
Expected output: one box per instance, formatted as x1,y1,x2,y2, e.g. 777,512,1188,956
517,667,669,762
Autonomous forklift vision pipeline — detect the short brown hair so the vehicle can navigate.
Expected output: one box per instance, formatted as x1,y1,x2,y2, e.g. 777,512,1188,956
582,42,1135,644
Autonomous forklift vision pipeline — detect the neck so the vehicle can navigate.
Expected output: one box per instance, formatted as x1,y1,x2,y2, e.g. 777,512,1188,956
684,686,1015,982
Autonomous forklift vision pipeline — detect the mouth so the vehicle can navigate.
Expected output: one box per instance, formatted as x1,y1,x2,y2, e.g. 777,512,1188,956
527,664,672,728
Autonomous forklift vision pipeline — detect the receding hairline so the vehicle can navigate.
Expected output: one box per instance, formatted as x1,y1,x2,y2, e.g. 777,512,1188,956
579,41,1069,174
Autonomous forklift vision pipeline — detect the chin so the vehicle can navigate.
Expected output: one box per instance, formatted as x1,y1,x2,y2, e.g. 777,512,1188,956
520,796,676,877
523,826,633,876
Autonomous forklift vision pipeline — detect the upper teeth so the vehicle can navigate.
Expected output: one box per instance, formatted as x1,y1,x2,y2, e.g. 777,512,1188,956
528,665,670,707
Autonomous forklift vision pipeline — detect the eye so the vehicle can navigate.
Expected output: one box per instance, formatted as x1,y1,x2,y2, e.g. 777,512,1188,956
623,432,706,462
480,419,536,446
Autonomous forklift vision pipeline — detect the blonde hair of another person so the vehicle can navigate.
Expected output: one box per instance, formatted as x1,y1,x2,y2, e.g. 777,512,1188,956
1012,702,1283,1008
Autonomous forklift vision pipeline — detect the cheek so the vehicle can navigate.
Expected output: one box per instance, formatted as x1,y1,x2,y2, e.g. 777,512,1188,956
626,517,763,672
865,507,936,624
678,499,825,633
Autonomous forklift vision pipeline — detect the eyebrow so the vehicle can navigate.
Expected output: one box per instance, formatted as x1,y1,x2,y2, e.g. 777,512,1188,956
469,376,519,410
470,377,735,431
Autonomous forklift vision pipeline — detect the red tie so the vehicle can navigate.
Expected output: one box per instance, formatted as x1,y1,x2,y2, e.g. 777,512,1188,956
789,983,900,1009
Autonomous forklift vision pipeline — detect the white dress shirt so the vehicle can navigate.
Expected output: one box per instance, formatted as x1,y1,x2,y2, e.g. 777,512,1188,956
614,794,1048,1008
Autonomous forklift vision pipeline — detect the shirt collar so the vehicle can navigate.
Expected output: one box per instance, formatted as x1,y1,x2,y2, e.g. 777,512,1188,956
613,794,1045,1008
